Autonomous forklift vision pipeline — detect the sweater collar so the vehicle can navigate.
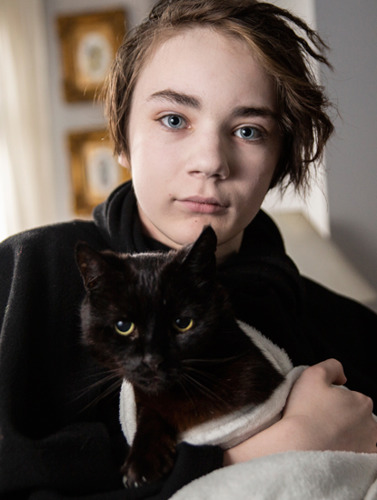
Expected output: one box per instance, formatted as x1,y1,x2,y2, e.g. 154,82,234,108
93,181,150,253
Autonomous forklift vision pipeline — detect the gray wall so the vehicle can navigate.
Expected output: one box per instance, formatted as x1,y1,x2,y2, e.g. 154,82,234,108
315,0,377,288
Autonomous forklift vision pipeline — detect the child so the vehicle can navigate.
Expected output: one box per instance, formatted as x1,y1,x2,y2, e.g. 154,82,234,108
1,1,376,498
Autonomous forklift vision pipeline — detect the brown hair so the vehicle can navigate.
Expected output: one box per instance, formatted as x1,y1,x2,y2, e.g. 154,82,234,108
105,0,334,191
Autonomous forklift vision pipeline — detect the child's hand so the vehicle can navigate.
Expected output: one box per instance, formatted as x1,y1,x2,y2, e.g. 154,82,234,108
282,358,377,454
224,358,377,466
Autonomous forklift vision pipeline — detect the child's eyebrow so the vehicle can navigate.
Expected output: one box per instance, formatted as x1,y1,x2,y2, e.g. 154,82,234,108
148,89,278,120
148,89,201,108
231,105,278,120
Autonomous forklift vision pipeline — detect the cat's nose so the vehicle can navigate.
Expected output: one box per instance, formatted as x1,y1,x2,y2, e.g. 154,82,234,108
143,353,163,371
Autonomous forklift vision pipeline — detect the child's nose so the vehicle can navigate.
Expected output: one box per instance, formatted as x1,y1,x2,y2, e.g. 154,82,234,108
186,131,230,180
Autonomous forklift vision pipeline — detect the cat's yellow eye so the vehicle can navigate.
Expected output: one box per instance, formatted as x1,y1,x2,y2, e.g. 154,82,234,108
115,320,135,336
173,317,194,333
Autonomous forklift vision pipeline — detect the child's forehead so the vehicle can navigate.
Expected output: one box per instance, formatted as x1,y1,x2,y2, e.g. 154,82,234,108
140,26,264,80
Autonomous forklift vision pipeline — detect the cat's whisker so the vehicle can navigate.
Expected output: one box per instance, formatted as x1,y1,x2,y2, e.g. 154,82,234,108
182,352,248,366
184,365,229,385
80,377,123,414
83,368,119,388
73,367,118,396
179,373,211,402
71,368,123,413
176,378,197,409
183,366,237,403
180,372,228,408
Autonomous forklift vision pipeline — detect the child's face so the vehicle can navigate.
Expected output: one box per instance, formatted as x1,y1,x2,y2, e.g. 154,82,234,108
125,27,282,259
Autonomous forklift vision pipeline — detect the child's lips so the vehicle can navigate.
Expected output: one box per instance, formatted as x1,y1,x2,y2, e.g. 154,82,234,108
177,196,228,214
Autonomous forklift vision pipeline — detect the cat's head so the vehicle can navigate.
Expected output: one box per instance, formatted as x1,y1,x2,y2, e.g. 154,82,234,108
75,226,235,394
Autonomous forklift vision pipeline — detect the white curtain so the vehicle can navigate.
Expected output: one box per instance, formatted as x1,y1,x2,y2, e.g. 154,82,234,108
0,0,56,241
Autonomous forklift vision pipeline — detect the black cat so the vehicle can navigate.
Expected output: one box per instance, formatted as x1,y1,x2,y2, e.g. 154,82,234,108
75,226,284,486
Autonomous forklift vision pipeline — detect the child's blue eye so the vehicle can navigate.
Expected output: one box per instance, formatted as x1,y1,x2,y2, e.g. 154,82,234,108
115,320,135,336
161,114,186,129
234,126,262,141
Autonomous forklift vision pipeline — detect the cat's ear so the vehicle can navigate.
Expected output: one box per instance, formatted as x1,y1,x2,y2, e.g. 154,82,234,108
182,225,217,279
192,225,217,254
75,243,110,291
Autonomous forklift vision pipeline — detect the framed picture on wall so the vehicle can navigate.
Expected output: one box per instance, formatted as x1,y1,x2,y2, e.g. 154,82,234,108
57,9,126,102
68,129,131,216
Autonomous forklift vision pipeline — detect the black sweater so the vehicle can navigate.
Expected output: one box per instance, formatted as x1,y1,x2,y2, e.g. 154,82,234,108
1,181,376,499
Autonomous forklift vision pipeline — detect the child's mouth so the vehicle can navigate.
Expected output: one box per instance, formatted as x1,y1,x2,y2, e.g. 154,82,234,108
178,196,227,214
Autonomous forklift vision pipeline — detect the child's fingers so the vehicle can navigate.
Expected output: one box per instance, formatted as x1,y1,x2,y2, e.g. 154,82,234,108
304,358,347,387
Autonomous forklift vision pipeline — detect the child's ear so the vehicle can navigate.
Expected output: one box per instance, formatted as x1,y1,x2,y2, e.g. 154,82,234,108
118,153,131,170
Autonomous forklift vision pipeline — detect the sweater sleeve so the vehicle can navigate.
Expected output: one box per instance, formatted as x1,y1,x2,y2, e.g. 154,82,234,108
0,225,223,500
302,277,377,405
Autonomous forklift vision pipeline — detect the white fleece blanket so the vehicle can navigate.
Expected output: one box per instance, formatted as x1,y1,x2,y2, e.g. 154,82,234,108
119,322,377,499
171,450,377,500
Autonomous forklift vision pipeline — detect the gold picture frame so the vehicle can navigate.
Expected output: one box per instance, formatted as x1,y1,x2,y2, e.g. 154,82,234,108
68,129,131,216
57,10,126,102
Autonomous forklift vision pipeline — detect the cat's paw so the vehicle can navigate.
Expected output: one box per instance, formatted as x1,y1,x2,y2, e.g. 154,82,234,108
122,473,147,489
121,441,176,487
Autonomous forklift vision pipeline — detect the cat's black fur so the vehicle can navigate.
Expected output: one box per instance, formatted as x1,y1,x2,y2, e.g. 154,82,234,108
75,226,284,486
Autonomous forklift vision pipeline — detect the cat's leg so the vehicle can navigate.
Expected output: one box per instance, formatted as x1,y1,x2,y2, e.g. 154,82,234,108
122,405,177,487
